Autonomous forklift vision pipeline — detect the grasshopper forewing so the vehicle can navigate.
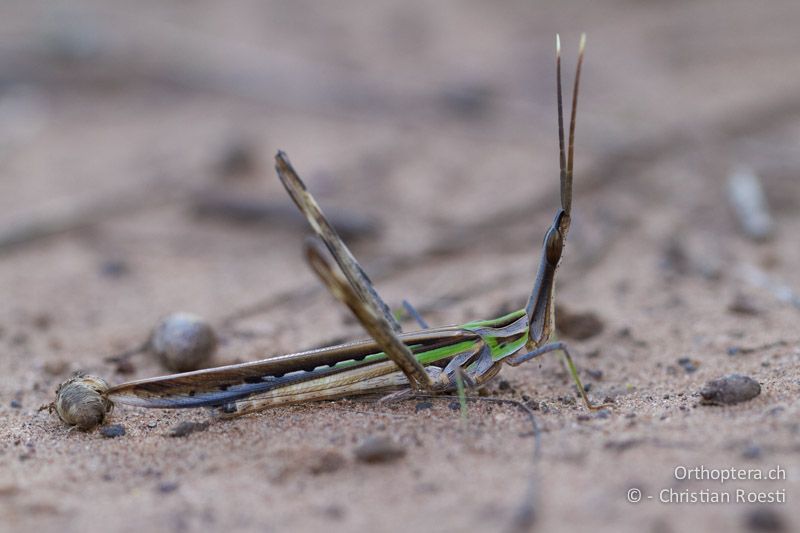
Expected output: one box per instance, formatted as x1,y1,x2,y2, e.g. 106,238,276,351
106,34,608,416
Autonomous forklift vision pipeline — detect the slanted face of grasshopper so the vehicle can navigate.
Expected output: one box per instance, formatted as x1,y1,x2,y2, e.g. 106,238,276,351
106,34,607,417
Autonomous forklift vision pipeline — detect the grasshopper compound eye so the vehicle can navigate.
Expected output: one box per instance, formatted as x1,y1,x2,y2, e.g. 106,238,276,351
543,210,568,265
544,225,564,265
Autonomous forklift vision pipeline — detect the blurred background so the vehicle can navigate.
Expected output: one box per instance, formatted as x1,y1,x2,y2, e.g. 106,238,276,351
1,1,799,533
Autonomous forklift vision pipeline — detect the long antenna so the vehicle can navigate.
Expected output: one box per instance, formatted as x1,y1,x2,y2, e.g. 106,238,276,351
556,34,568,214
564,33,586,215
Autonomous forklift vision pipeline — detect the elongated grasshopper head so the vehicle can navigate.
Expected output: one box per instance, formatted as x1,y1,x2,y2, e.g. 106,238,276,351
525,34,585,351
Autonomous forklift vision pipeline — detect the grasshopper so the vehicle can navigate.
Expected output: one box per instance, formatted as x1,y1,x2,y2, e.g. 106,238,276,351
106,34,607,417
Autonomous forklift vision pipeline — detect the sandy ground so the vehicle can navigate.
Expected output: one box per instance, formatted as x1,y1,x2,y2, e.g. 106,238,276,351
1,1,799,532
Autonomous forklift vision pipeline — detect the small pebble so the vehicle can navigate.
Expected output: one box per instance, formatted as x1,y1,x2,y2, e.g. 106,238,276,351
150,313,217,372
54,374,112,430
744,508,786,532
415,401,433,412
43,359,69,376
448,400,460,411
32,313,52,330
99,259,129,278
498,379,511,391
10,332,28,346
99,424,126,439
308,450,346,475
728,293,761,316
728,167,774,242
595,409,611,419
439,82,493,118
158,482,180,494
555,305,604,340
216,138,257,178
10,399,21,409
765,406,785,417
113,359,136,375
353,436,406,464
321,504,346,520
586,369,603,381
559,395,576,406
741,445,762,459
677,357,699,374
169,420,209,438
700,374,761,405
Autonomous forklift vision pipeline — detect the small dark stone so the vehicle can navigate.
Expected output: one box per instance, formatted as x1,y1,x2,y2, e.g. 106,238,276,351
43,359,69,376
744,508,786,532
661,238,689,274
321,504,345,520
765,406,785,417
677,357,699,373
555,305,605,340
415,401,433,412
114,359,136,375
498,379,511,391
576,414,591,421
447,400,460,411
604,438,644,452
354,436,406,464
32,313,53,330
10,332,28,346
439,82,493,118
100,259,129,278
595,409,611,419
10,399,21,409
169,420,209,438
700,374,761,405
100,424,126,438
158,481,180,494
216,138,257,178
559,395,576,406
586,369,603,381
308,450,346,475
728,293,761,316
741,445,762,459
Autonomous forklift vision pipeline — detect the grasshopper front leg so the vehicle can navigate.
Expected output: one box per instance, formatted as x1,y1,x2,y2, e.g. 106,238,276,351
506,341,611,411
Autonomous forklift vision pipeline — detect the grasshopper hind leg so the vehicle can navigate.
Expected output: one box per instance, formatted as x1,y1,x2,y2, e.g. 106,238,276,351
506,341,610,411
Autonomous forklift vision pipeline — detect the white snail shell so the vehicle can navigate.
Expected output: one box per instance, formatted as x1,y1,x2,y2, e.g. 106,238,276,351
149,313,217,372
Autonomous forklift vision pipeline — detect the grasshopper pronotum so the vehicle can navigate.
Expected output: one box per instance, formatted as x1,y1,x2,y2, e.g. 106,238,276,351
105,34,608,417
